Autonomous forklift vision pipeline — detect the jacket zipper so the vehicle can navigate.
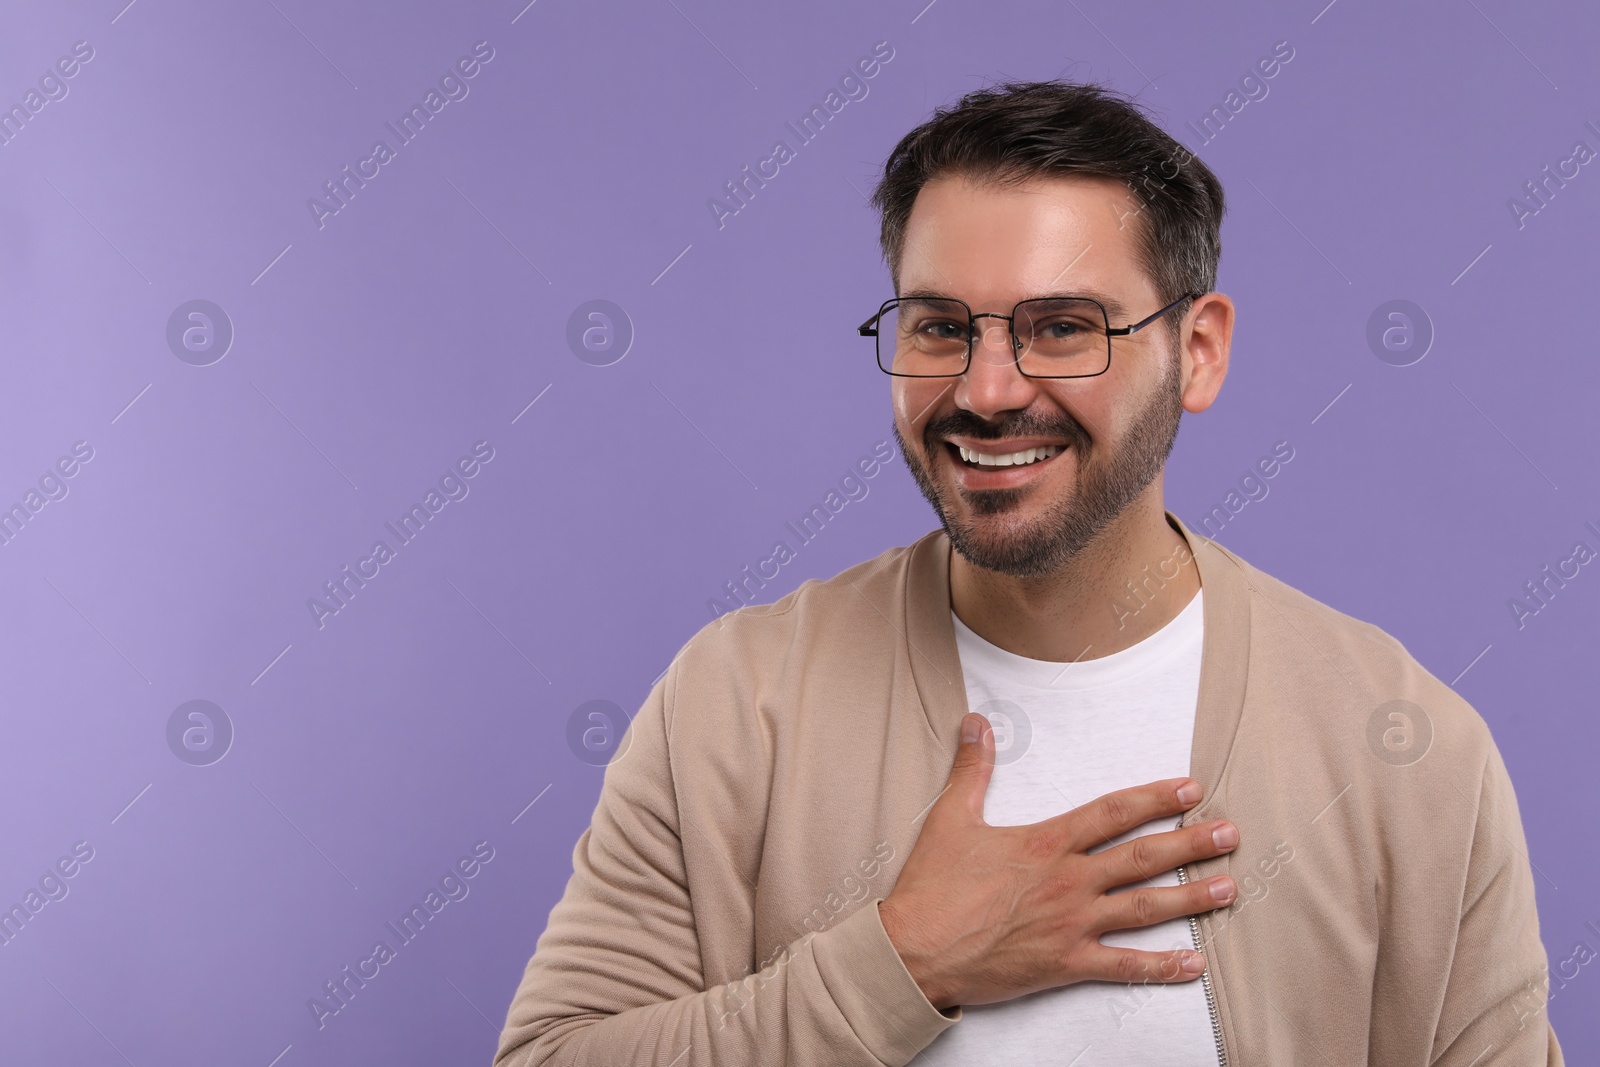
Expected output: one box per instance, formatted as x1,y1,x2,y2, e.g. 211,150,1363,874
1174,826,1229,1067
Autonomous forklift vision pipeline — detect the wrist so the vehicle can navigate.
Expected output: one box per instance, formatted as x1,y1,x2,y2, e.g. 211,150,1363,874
878,898,955,1011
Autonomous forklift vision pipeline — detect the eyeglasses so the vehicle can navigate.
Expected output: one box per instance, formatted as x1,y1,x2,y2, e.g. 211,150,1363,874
857,291,1202,378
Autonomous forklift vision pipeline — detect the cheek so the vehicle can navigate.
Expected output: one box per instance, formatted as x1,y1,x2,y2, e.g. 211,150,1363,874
1086,350,1164,434
891,383,913,423
1041,382,1109,441
892,381,946,432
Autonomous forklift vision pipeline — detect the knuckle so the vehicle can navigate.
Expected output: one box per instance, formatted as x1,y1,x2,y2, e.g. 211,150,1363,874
948,754,981,778
1126,835,1155,875
1041,865,1081,898
1111,950,1143,983
1100,794,1133,828
1129,888,1158,926
1021,825,1063,862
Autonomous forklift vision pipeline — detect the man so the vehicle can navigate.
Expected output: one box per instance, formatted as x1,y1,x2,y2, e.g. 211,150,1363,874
494,81,1562,1065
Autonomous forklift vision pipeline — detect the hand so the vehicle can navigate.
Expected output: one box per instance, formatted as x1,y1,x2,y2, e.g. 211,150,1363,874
879,711,1240,1010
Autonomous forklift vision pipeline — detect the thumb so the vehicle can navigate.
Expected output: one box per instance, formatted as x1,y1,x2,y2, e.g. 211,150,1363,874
944,712,995,820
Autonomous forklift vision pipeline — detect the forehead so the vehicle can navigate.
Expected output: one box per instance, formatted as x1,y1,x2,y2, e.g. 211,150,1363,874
897,171,1151,315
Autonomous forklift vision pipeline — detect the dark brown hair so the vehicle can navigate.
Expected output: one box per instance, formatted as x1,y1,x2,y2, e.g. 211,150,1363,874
868,80,1226,348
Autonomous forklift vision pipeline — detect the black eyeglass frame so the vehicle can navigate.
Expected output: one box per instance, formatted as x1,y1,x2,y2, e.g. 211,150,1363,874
856,290,1204,378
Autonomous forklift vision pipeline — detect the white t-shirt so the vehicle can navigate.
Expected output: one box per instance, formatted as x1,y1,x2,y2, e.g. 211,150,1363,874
910,587,1219,1067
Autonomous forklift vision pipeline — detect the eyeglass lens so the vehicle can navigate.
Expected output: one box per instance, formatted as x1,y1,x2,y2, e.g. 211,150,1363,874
877,297,1111,378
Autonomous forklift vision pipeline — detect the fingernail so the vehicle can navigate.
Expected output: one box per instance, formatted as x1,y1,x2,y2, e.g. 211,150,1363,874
1212,824,1238,849
1176,780,1202,805
1181,952,1206,974
1210,877,1236,902
962,715,979,743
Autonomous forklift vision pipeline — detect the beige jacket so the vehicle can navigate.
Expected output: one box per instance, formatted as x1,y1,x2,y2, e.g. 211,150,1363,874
495,512,1563,1066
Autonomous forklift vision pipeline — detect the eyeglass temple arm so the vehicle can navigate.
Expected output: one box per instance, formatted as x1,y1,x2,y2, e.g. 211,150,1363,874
857,313,880,337
1109,291,1203,336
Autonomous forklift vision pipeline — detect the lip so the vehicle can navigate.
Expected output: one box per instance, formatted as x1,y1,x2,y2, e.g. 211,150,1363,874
942,439,1071,489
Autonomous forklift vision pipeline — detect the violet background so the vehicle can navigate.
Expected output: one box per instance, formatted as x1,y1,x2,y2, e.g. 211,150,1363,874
0,0,1595,1063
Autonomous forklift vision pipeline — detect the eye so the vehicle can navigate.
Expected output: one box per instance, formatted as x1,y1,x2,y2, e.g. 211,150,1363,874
1040,318,1091,337
919,320,969,341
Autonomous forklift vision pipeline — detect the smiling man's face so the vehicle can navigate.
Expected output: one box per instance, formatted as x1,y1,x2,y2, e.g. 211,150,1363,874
890,171,1192,578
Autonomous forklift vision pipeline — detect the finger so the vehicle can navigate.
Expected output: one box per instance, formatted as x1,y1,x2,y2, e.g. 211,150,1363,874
1095,876,1236,935
1084,945,1209,985
1097,820,1239,889
1046,778,1202,853
939,712,996,823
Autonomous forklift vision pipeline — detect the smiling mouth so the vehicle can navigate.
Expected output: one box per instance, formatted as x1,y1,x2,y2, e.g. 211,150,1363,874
947,442,1067,468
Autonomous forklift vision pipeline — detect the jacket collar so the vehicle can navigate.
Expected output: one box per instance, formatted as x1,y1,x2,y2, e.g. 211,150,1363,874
902,510,1251,819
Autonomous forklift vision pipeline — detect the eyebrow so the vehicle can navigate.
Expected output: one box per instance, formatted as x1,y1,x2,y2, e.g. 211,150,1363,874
899,288,1133,322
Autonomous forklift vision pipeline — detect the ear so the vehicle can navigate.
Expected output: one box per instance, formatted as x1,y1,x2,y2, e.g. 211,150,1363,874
1180,293,1233,414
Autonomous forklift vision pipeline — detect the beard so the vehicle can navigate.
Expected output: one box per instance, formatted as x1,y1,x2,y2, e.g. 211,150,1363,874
894,351,1184,578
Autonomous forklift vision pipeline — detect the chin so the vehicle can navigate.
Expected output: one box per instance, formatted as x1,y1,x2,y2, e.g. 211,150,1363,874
944,506,1080,578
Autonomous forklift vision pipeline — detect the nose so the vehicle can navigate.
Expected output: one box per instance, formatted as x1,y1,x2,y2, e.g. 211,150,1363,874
956,318,1037,417
976,322,1014,362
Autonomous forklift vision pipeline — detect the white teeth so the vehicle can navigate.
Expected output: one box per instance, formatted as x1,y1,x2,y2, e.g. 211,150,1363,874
957,444,1065,467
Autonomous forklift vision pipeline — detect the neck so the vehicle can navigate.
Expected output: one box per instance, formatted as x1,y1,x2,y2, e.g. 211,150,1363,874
948,492,1200,662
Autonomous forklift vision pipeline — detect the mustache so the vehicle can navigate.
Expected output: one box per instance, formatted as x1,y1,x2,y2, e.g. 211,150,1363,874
924,410,1088,449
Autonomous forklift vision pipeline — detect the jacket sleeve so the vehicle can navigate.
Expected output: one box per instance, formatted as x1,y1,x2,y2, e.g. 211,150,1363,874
492,658,960,1067
1430,741,1563,1066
